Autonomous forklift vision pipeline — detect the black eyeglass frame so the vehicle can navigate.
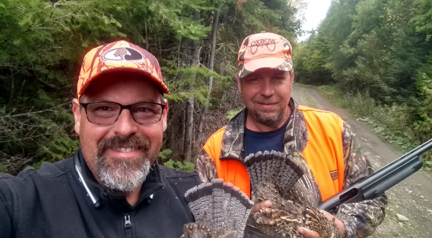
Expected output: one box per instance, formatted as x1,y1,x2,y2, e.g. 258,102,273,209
79,101,165,126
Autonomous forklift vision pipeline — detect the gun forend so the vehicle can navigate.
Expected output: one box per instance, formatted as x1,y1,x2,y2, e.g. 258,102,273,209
319,138,432,212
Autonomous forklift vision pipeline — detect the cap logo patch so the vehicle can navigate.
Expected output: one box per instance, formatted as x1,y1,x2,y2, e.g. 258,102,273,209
250,38,277,54
101,47,144,62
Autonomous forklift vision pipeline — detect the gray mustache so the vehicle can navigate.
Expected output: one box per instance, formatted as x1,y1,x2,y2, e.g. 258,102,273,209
97,135,150,155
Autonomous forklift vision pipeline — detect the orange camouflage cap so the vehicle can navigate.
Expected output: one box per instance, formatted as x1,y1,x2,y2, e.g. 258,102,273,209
77,40,169,99
237,32,293,79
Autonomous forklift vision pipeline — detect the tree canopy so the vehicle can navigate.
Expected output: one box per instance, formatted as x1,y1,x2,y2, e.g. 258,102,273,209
0,0,304,173
295,0,432,146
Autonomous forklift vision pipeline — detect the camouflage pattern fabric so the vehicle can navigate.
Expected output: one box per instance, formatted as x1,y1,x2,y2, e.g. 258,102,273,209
237,34,293,79
195,98,387,238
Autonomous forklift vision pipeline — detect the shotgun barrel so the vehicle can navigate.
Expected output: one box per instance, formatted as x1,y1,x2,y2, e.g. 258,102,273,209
319,138,432,211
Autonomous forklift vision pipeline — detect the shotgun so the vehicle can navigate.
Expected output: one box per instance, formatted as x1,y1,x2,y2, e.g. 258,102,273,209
319,138,432,211
245,139,432,237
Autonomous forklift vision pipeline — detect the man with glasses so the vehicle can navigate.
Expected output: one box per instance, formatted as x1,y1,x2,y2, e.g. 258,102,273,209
196,32,387,238
0,40,201,237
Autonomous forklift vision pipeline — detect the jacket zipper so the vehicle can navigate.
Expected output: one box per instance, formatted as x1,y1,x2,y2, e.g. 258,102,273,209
124,214,132,238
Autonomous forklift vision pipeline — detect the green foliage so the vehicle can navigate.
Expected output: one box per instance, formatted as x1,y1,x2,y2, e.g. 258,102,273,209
33,134,79,170
316,85,417,150
36,134,79,162
315,84,432,168
226,109,242,120
158,149,195,173
158,148,173,161
413,58,432,142
411,0,432,41
0,0,302,173
295,0,432,169
164,160,195,173
163,63,230,105
294,34,333,85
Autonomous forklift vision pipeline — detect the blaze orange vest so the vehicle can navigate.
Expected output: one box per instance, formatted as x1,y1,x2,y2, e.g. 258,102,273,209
202,106,345,201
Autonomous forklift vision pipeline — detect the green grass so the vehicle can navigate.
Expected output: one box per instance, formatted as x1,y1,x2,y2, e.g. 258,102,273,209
300,88,318,108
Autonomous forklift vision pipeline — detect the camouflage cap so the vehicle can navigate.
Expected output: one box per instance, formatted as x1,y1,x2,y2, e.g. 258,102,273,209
237,32,293,79
77,40,169,99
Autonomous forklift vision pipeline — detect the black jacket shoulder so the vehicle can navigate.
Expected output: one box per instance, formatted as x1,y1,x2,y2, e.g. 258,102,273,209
158,165,201,208
19,159,71,178
0,154,202,238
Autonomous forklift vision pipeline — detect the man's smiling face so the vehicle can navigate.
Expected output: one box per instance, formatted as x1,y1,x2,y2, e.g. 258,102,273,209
240,68,293,130
72,71,168,192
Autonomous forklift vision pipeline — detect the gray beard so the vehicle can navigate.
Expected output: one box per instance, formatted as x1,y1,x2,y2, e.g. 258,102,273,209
253,110,283,128
96,156,151,193
94,135,154,193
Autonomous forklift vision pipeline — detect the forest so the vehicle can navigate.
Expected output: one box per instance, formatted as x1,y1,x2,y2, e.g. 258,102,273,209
295,0,432,167
0,0,431,174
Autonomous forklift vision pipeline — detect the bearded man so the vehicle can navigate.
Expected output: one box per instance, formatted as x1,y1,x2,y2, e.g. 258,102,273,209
0,40,201,238
196,32,387,238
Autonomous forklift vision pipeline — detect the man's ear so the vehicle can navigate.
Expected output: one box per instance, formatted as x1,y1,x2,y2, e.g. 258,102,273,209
72,98,81,136
162,99,169,132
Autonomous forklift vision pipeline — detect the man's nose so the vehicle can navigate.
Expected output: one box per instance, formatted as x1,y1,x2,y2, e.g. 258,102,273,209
260,78,275,97
112,109,138,137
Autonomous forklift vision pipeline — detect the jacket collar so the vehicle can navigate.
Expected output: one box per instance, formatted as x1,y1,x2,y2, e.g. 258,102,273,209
74,149,164,212
219,98,309,161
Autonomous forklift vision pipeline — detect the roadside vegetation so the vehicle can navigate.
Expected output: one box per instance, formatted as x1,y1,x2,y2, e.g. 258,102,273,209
318,85,424,154
294,0,432,170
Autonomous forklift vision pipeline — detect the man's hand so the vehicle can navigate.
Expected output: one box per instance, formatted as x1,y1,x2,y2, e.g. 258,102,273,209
251,200,272,213
298,210,346,238
251,202,345,238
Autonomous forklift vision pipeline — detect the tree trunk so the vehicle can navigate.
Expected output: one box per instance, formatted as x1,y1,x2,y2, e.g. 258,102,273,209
183,11,201,161
144,22,149,50
198,2,222,145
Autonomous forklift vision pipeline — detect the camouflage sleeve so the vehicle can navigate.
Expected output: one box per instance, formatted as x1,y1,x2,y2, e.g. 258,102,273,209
195,150,218,183
335,122,388,238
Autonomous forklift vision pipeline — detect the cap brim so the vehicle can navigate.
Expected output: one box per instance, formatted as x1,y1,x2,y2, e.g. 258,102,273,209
240,57,292,78
79,67,170,99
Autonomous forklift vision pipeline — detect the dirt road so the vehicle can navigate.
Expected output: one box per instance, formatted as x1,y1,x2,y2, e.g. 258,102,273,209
292,85,432,238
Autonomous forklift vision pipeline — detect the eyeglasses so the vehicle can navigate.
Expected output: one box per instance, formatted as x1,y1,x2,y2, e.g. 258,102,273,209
80,101,165,125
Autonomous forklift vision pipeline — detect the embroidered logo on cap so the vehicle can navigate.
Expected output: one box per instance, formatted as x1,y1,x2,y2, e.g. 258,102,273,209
250,38,277,54
101,47,144,62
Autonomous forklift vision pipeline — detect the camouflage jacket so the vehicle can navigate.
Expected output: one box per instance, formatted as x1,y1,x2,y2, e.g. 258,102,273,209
196,98,387,238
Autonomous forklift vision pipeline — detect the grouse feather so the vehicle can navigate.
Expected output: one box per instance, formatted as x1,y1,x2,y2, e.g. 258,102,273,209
182,179,254,238
243,151,343,238
244,150,304,198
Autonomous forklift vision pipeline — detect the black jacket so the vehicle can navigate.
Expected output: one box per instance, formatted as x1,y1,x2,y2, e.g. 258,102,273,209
0,150,201,238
